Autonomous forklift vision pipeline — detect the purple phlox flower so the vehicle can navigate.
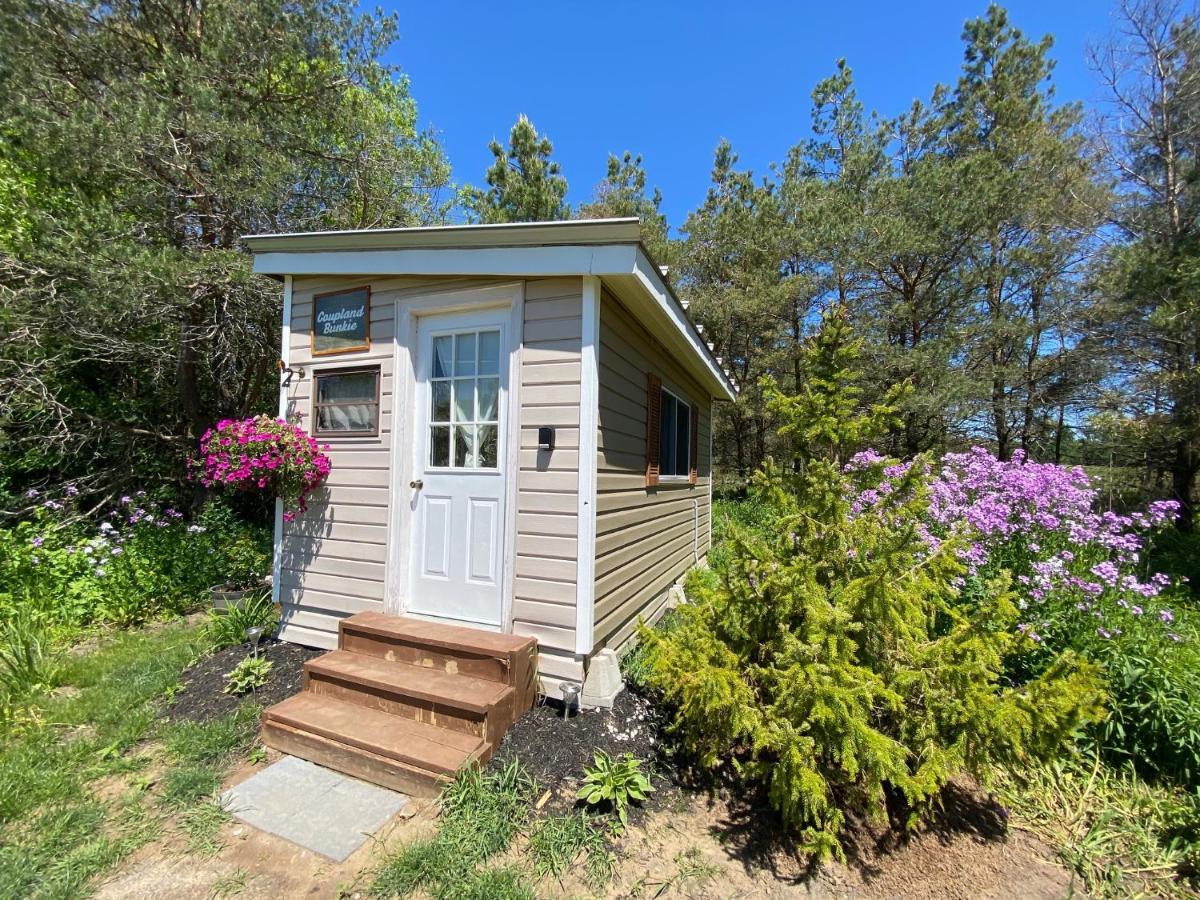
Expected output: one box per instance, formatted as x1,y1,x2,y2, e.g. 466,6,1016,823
1160,609,1175,624
844,449,886,472
1098,628,1112,639
1146,500,1181,526
25,488,39,498
110,547,123,556
43,500,63,511
64,484,79,497
31,536,44,548
1091,561,1119,586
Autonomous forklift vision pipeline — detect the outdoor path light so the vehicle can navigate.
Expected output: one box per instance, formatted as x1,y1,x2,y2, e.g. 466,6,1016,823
560,682,581,718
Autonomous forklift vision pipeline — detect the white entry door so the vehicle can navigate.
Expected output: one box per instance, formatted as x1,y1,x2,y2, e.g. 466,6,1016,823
406,308,510,628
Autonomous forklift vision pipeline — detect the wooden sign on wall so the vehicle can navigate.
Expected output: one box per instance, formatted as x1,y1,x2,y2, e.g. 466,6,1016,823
312,286,370,355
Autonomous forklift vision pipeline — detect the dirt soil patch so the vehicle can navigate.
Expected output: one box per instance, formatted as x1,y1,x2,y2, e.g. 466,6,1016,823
488,687,675,816
167,639,321,724
579,779,1086,899
94,749,437,900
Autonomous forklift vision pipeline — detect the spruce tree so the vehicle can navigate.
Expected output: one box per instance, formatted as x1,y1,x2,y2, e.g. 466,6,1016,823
640,304,1104,859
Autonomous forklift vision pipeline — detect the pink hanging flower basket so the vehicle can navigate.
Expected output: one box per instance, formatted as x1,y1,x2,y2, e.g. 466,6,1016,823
192,416,331,521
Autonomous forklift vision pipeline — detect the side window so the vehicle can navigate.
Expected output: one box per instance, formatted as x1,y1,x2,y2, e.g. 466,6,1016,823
657,387,691,478
313,367,381,436
645,373,700,488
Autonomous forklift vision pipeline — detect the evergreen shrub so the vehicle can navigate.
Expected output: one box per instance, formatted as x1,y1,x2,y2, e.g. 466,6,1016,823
638,306,1105,859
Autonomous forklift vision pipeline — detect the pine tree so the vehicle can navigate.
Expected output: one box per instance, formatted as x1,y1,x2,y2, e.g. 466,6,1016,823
466,115,569,223
579,151,672,264
640,304,1104,859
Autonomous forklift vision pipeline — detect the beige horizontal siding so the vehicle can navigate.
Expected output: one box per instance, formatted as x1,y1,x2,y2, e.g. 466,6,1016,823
282,276,542,647
514,277,582,660
592,290,712,652
280,276,400,642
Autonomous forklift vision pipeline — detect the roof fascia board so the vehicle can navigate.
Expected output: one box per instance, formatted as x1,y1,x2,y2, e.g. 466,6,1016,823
630,249,737,401
251,244,638,278
243,218,642,253
248,235,735,401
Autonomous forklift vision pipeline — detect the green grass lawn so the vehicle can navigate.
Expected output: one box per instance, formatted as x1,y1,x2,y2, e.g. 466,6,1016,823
0,622,262,898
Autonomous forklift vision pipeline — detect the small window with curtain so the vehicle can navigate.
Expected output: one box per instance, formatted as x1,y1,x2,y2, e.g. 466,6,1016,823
313,366,380,436
658,386,691,478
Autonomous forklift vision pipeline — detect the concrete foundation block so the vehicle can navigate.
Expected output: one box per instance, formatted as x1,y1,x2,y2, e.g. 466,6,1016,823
581,648,624,709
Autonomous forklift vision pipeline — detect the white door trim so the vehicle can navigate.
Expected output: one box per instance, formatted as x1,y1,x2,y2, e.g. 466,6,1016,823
385,281,522,632
575,276,600,655
271,275,294,608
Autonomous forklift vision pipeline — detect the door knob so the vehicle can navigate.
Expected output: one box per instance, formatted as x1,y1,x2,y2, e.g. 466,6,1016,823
410,479,424,489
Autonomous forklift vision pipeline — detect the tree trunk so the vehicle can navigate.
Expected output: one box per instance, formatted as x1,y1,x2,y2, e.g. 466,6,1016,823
1171,439,1196,532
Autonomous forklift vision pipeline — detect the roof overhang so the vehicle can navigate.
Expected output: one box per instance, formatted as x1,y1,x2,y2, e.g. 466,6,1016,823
243,218,736,401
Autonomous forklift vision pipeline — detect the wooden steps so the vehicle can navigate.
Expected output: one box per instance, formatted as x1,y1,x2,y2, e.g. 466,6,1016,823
261,613,537,797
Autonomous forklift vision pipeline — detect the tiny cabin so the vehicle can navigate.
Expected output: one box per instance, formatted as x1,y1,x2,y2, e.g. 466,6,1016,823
245,218,735,700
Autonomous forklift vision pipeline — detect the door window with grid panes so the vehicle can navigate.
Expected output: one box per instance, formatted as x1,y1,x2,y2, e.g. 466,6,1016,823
428,328,500,468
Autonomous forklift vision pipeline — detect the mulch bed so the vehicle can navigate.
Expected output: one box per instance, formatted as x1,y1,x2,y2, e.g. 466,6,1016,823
487,686,678,818
167,639,322,724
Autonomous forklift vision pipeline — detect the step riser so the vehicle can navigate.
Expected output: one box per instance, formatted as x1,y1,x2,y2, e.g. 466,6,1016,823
261,721,445,798
339,628,511,683
304,671,492,741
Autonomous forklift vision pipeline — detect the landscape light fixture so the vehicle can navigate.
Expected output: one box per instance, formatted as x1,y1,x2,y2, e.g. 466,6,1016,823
246,625,265,659
560,682,581,718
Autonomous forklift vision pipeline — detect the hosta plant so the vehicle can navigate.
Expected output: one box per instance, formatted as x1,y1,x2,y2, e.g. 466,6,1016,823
639,306,1104,860
192,416,331,521
223,656,274,695
577,751,654,830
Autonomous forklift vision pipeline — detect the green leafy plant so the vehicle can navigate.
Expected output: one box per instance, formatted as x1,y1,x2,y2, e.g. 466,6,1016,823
222,657,273,695
0,611,60,701
639,306,1105,861
577,751,654,830
205,589,279,651
0,495,270,632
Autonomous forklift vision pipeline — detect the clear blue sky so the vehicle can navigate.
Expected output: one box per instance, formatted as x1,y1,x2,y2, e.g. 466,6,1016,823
384,1,1118,230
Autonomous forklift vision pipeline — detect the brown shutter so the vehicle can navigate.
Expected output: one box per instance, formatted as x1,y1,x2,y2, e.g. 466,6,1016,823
645,373,662,487
689,402,700,485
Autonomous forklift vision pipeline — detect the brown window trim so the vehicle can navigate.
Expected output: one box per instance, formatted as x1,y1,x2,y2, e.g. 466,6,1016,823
310,285,372,357
312,365,382,438
645,372,662,487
